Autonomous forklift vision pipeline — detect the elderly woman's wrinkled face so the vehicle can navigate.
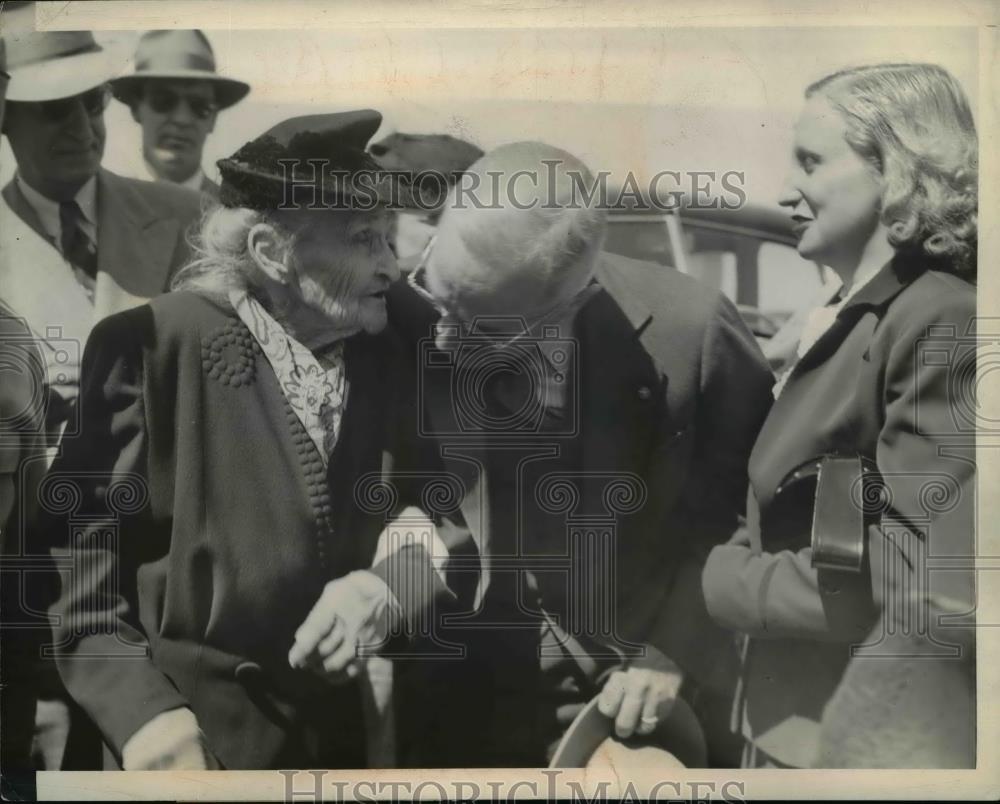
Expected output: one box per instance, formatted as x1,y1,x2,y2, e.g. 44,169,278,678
779,95,884,269
284,208,400,334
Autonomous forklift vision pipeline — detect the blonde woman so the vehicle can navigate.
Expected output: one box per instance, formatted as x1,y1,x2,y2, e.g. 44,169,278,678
702,63,977,768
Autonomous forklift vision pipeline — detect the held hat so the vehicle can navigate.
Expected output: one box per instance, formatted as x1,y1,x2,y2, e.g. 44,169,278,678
2,2,117,102
369,132,484,214
217,109,411,211
548,695,708,769
110,29,250,110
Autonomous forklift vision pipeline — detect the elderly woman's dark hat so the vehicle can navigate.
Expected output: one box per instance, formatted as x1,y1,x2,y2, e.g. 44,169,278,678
217,109,410,211
111,29,250,110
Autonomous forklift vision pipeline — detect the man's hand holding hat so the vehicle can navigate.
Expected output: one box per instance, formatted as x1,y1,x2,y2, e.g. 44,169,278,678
597,650,683,739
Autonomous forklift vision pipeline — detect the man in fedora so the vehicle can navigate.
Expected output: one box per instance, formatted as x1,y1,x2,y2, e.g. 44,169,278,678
0,5,203,770
0,14,203,433
112,30,250,198
40,109,450,770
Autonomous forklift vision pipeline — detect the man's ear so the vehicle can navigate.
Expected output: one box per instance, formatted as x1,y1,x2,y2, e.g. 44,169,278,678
247,222,291,284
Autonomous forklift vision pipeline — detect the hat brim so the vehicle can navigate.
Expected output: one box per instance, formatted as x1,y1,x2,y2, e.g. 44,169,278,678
111,72,250,109
6,49,118,102
548,696,707,769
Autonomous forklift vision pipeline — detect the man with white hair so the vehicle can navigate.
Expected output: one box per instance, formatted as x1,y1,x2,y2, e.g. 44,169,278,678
387,142,774,766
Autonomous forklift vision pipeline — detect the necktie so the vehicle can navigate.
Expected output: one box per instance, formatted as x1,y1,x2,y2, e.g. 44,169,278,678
59,200,98,285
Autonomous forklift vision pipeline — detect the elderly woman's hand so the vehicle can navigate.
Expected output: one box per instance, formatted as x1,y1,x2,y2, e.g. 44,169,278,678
288,570,402,682
597,657,683,739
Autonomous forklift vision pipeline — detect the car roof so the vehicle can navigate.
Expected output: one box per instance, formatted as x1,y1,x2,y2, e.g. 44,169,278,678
606,190,797,245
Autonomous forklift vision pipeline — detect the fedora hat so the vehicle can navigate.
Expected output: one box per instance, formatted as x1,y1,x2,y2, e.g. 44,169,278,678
549,695,708,769
111,30,249,110
2,2,117,103
369,132,485,213
217,109,411,211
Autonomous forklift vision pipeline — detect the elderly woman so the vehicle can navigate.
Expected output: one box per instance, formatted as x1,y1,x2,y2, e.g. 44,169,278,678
41,110,442,770
702,63,977,768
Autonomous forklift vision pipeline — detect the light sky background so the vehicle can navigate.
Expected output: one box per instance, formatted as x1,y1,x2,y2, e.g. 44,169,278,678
0,23,981,207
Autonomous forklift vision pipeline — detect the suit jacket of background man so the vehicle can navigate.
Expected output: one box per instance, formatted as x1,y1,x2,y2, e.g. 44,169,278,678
1,168,202,313
39,292,428,770
385,252,775,765
702,256,977,768
0,169,202,430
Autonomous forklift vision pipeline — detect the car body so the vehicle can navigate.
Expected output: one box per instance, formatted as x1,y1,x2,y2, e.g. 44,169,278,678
603,198,838,370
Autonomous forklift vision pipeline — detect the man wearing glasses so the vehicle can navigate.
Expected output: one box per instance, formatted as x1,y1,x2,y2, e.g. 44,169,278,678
0,15,202,771
111,30,250,198
388,142,774,767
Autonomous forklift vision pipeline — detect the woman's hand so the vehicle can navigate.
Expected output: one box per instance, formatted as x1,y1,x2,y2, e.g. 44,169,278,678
597,662,683,739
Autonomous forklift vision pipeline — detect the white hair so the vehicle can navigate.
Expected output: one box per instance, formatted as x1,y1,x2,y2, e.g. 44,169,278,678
438,141,607,311
172,205,271,303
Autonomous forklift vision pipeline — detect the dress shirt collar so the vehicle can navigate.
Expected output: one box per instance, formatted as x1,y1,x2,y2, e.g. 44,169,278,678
16,172,98,242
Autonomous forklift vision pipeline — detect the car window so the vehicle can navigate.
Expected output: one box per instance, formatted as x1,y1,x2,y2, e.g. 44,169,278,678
603,217,676,267
684,250,738,302
682,223,759,307
605,212,835,338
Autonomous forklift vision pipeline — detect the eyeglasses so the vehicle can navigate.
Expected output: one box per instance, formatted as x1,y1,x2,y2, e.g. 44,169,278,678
408,234,598,343
31,84,111,122
145,86,218,121
407,235,446,309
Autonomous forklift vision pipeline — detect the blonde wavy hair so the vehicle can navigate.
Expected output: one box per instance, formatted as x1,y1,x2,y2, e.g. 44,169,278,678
808,63,978,278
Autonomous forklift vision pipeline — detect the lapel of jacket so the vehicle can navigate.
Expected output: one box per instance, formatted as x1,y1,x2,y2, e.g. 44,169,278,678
575,269,663,514
419,340,490,568
95,169,179,295
386,280,491,562
785,259,911,382
2,179,55,246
